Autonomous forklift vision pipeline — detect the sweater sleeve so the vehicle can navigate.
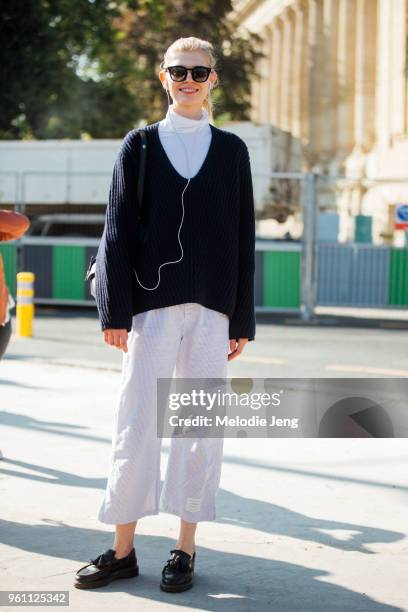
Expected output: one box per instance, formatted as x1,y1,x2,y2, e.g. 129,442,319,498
95,130,140,333
229,142,256,342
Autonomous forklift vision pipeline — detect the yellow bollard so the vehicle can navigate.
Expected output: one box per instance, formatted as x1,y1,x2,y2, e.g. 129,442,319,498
16,272,35,337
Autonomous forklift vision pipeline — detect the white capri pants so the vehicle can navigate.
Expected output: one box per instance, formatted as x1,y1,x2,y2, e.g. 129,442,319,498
97,302,229,525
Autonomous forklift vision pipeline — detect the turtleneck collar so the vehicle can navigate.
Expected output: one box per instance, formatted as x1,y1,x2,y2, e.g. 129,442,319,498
160,103,209,134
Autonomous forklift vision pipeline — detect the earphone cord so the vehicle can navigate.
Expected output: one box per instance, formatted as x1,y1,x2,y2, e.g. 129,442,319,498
133,88,192,291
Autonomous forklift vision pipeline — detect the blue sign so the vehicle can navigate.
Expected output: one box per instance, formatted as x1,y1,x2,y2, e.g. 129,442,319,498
395,204,408,228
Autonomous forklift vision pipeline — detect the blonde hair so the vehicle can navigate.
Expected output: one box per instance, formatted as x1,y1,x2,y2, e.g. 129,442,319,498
160,36,218,123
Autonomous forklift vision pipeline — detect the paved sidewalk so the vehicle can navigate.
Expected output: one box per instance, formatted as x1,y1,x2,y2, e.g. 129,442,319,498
314,306,408,321
1,350,408,610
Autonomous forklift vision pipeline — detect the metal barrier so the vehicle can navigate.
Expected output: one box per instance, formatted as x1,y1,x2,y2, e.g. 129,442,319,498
1,170,408,316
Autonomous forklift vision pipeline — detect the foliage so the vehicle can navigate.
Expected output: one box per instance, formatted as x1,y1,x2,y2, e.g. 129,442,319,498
1,0,262,139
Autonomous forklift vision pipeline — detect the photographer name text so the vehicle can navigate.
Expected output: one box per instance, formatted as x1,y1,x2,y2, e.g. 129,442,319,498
168,415,299,428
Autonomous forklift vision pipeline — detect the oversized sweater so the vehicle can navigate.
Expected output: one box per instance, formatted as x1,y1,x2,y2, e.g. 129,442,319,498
95,120,256,341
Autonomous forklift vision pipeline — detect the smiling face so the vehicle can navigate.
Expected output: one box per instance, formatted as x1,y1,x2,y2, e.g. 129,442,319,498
159,49,217,112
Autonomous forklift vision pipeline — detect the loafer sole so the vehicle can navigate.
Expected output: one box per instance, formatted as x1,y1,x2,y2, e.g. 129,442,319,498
74,565,139,589
159,578,193,592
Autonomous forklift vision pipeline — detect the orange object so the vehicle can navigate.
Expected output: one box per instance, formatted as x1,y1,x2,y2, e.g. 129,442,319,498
0,210,30,241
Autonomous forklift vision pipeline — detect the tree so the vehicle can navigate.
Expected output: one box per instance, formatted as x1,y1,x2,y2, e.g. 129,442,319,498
117,0,263,125
1,0,262,139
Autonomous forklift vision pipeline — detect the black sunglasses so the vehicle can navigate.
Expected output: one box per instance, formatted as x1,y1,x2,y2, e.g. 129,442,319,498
165,65,212,83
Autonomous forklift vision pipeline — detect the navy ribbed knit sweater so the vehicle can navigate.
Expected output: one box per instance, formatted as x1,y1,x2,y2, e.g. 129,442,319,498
95,120,256,341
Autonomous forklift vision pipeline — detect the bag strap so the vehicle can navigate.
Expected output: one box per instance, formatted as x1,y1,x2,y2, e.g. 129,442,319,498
84,129,147,284
136,129,147,221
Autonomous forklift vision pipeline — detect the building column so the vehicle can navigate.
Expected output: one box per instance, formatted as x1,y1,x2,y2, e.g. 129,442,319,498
280,7,295,132
299,1,310,147
336,0,357,165
374,0,393,151
307,0,325,168
270,17,283,126
259,25,274,123
250,38,263,122
389,0,405,138
320,0,340,167
405,0,408,135
354,0,377,153
291,0,308,140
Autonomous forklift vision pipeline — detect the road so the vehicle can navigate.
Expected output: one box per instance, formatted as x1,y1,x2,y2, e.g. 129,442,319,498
1,307,407,611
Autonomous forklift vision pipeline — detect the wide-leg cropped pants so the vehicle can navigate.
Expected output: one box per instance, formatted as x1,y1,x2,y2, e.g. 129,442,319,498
97,302,229,525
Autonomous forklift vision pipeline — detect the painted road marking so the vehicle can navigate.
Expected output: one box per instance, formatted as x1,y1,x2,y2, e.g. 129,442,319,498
240,356,287,365
326,364,408,377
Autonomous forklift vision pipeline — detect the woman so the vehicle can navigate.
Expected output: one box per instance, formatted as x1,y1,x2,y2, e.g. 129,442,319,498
74,36,256,593
0,210,30,359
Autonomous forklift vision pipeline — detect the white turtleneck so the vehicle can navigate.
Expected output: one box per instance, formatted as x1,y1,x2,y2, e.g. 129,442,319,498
158,103,212,179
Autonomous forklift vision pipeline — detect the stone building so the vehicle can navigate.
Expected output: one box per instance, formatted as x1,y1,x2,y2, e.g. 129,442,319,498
230,0,408,244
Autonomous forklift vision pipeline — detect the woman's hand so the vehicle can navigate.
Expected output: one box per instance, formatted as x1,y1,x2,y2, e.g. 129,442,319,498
103,329,128,353
228,338,248,361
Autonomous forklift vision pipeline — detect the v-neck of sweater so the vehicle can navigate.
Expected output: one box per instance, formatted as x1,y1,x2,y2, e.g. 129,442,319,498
152,121,217,182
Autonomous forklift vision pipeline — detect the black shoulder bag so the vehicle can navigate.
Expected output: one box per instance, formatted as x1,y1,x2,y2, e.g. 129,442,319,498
85,129,148,298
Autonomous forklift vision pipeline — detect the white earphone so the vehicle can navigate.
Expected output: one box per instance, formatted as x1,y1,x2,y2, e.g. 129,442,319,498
133,84,200,291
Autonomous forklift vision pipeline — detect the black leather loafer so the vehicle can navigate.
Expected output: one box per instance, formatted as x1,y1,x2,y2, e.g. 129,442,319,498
74,547,139,589
160,548,195,592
